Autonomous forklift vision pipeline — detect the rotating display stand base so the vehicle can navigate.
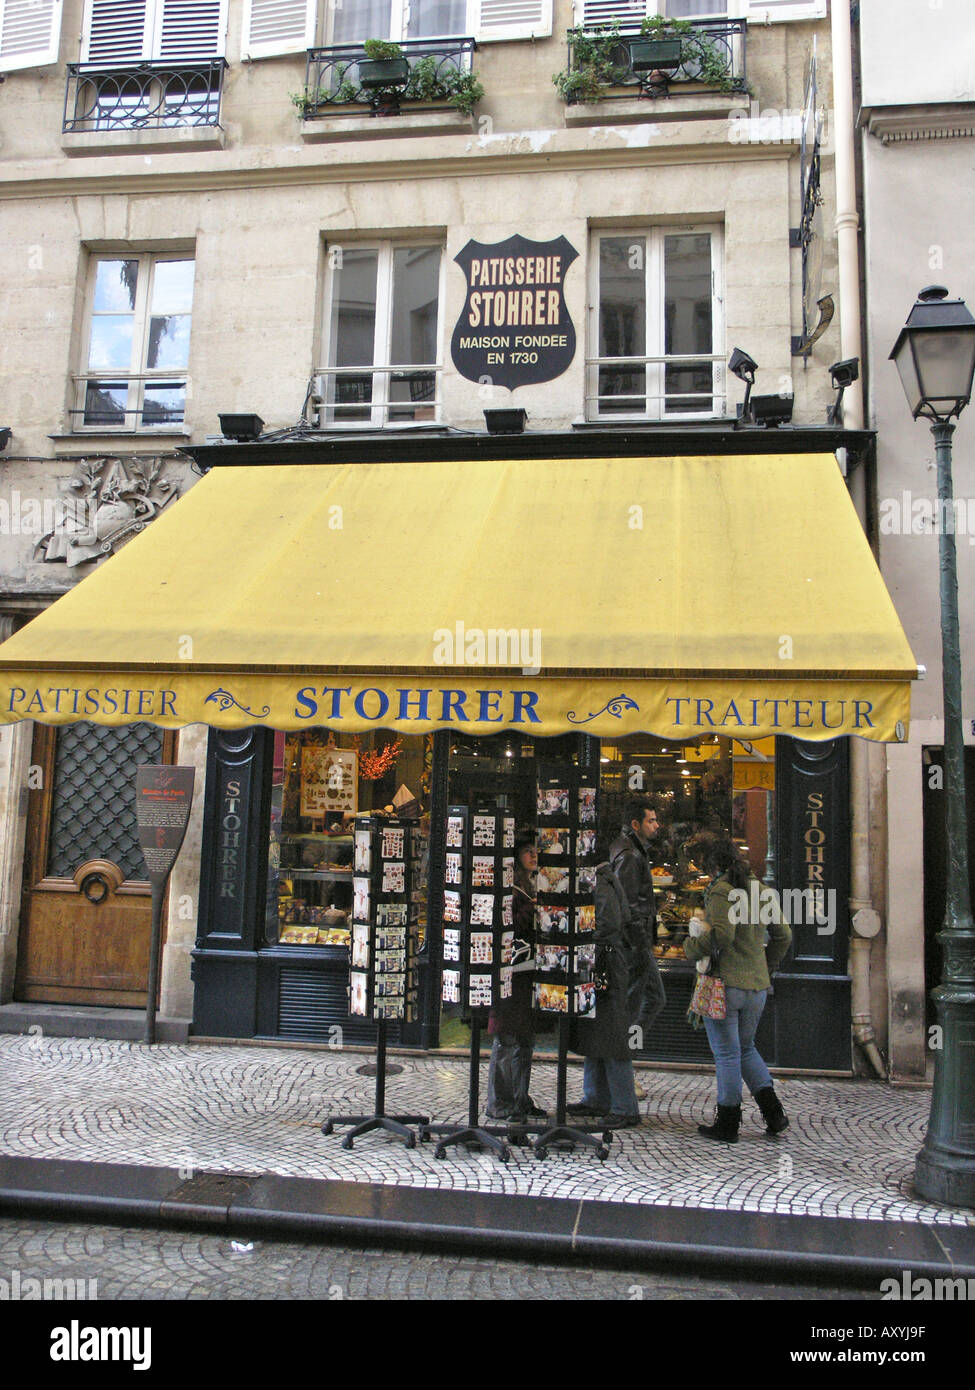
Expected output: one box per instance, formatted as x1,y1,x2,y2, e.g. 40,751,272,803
418,1018,512,1162
322,1020,429,1150
530,1019,613,1160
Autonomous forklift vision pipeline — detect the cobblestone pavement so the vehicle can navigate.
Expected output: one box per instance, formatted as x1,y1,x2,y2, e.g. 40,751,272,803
0,1217,879,1300
0,1033,968,1228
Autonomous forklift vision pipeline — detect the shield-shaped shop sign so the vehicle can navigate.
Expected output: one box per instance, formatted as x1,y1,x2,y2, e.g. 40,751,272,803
450,234,579,391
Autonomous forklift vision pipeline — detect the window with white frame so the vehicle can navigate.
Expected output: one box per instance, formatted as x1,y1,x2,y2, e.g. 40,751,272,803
75,254,195,431
70,0,228,131
241,0,551,59
80,0,226,63
575,1,825,23
588,227,723,420
320,241,443,427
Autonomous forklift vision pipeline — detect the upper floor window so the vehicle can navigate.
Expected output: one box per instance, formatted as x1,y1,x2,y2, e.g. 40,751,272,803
65,0,228,132
575,1,825,21
587,227,724,421
318,241,443,428
81,0,227,63
241,0,550,59
75,254,195,431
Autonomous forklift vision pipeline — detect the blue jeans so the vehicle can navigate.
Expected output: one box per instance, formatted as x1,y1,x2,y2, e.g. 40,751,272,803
703,986,773,1106
582,1058,639,1118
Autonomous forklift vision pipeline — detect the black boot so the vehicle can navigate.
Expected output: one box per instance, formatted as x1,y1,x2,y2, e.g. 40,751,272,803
755,1085,789,1136
698,1104,741,1143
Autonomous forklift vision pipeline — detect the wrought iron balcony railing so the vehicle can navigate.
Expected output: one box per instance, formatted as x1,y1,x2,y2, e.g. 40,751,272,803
585,353,726,421
71,374,188,430
63,58,228,133
312,365,441,427
300,37,477,117
560,18,746,105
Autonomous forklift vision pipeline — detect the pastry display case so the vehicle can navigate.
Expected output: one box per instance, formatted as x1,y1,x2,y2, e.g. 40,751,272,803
275,829,354,947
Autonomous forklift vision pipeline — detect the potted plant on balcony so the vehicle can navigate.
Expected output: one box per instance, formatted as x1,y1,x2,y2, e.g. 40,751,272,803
637,15,736,92
358,39,410,90
628,35,683,74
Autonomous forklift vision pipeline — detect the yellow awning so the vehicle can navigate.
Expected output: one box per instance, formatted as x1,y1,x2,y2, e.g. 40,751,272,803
0,454,917,741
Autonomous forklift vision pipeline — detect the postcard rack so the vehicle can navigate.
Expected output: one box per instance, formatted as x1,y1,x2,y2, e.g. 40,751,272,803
322,815,428,1148
530,765,611,1159
421,803,517,1161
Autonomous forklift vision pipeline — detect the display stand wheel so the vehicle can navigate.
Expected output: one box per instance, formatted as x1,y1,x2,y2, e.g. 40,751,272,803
424,1123,511,1162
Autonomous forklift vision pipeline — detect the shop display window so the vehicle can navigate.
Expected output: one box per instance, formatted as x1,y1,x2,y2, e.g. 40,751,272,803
597,733,775,966
266,728,431,950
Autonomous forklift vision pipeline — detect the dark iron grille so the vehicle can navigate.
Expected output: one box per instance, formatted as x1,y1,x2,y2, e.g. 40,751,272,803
565,18,746,103
63,59,228,133
302,36,475,114
636,967,712,1063
277,965,402,1045
48,722,163,881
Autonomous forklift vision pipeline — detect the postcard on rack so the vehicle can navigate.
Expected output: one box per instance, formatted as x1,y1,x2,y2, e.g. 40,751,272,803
470,892,495,926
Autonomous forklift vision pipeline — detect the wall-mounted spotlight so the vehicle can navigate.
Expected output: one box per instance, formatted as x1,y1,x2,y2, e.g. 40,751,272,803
0,428,10,452
729,347,758,422
827,357,859,424
484,408,527,435
750,393,794,427
218,413,265,442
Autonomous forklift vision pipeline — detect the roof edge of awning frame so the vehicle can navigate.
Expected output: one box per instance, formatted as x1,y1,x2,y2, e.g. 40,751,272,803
179,425,878,473
0,661,921,682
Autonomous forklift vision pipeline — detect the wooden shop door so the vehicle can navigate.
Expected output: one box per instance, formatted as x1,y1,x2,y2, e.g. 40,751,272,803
16,722,176,1007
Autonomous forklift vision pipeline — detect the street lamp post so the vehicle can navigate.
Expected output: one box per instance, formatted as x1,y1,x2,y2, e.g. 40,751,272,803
890,285,975,1207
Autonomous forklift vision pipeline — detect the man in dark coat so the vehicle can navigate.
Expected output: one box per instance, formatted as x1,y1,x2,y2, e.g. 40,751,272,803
609,798,666,1039
566,863,641,1126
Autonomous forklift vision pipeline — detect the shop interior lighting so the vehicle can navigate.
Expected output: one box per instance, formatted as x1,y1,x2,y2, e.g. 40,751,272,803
729,347,758,421
827,357,859,424
218,413,265,442
749,393,794,427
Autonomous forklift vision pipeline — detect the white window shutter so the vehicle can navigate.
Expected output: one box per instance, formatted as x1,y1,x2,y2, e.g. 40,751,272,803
83,0,151,62
576,0,647,28
156,0,226,59
744,1,827,21
475,0,552,41
0,0,62,71
243,0,316,59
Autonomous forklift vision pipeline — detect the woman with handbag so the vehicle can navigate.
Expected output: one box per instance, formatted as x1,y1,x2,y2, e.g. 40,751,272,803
683,831,792,1143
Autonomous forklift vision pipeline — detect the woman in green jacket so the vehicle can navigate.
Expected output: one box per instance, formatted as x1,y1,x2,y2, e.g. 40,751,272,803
683,832,792,1143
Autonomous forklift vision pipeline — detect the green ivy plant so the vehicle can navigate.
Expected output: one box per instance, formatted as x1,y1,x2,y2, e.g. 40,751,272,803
553,14,739,104
361,37,404,60
404,55,485,114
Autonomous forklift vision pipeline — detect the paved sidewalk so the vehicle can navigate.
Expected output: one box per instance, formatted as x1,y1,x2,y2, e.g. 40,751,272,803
0,1033,972,1280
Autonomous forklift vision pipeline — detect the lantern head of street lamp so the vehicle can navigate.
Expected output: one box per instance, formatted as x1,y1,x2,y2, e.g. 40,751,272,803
889,286,975,422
